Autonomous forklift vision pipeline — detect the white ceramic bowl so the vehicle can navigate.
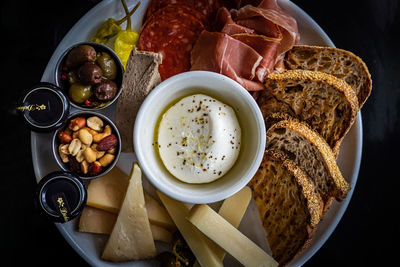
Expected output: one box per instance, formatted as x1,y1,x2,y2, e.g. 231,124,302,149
134,71,266,204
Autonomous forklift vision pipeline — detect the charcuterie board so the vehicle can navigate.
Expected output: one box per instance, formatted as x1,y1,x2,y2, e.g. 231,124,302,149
31,0,362,266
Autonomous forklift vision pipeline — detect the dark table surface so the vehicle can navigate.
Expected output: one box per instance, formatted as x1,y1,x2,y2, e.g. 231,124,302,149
1,0,399,265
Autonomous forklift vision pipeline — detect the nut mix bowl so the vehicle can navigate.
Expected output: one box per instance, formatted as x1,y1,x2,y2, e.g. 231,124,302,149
54,42,124,111
52,111,121,179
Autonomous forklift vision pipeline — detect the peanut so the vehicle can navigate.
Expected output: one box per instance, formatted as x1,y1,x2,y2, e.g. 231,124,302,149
68,139,82,156
99,153,115,167
87,116,104,131
93,125,112,143
91,144,105,159
75,150,85,163
83,147,97,163
69,117,86,131
58,144,70,163
58,131,72,144
78,128,93,145
81,160,89,174
89,161,102,175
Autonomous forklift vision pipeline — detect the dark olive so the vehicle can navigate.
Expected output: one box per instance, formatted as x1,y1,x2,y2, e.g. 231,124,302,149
67,70,79,85
94,80,117,101
78,62,103,85
68,83,92,104
65,45,97,68
96,52,117,80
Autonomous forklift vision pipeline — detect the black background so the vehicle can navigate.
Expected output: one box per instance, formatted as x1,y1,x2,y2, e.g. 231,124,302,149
1,0,399,265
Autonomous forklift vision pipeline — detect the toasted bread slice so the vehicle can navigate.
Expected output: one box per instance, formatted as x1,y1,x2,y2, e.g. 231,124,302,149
259,70,358,155
248,149,323,266
285,45,372,108
266,120,351,211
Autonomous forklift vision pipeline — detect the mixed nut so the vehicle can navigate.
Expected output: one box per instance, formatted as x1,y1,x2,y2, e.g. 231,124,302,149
57,115,118,176
60,44,120,108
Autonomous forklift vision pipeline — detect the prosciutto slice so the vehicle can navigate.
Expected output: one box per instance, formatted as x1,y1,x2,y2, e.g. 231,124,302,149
232,33,280,81
214,7,254,35
233,0,299,56
191,31,264,90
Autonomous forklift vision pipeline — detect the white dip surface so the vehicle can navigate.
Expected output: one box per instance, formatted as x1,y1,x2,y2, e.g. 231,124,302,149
157,94,241,184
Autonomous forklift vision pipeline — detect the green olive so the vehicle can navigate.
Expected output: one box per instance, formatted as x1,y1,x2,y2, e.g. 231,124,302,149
68,83,92,104
96,52,117,80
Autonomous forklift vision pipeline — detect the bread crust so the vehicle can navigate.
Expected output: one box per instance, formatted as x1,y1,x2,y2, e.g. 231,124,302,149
260,69,358,156
285,45,372,109
248,149,323,266
267,120,351,205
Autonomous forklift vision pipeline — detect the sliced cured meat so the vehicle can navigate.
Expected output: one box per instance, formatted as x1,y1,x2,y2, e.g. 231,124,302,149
214,7,254,34
139,14,204,80
143,3,207,28
143,0,196,23
233,0,299,56
232,33,280,81
191,31,264,90
141,5,205,33
194,0,218,19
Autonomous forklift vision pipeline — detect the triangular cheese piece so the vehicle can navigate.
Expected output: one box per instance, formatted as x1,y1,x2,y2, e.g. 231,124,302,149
102,163,156,261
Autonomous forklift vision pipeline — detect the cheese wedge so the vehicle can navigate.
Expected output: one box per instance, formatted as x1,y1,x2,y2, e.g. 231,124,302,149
86,167,175,229
86,167,128,213
157,191,223,267
102,163,156,261
78,206,172,243
188,204,278,267
79,206,117,235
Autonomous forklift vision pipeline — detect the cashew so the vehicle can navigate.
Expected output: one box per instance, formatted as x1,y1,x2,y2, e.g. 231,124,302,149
78,128,93,145
68,139,82,156
107,147,117,154
99,153,115,167
93,125,112,143
83,127,98,137
87,116,104,131
83,147,97,163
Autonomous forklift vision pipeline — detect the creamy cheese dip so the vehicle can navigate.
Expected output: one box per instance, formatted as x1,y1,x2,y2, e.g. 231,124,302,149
157,94,241,184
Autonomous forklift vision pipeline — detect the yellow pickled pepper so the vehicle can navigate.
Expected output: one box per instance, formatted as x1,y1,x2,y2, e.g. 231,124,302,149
114,1,141,68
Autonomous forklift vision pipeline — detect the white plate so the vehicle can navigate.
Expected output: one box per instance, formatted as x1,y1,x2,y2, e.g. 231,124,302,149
31,0,362,266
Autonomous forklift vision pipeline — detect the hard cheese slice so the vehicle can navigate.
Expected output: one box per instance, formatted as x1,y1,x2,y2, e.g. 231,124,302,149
157,191,223,267
86,167,128,213
188,204,278,267
78,206,172,243
86,166,175,229
79,206,117,235
102,163,156,261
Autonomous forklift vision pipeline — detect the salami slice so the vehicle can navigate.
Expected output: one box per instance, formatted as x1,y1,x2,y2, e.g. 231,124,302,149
143,0,195,23
139,14,204,80
141,4,205,33
194,0,218,19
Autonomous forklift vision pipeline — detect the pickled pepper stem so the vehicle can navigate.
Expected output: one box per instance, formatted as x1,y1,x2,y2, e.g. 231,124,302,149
120,0,141,30
115,7,137,25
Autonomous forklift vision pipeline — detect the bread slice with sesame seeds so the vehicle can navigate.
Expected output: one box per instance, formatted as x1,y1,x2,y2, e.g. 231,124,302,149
284,45,372,109
248,149,323,266
266,120,351,213
258,70,359,156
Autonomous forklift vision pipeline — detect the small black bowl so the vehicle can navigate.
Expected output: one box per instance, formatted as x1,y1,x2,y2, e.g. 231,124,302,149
54,42,124,111
52,111,121,180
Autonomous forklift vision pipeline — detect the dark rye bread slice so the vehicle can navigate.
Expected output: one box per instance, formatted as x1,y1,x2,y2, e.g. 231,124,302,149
285,45,372,108
115,49,162,152
266,120,351,212
248,149,323,266
259,70,359,156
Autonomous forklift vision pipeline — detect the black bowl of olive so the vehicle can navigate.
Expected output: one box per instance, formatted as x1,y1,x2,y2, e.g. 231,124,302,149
55,42,124,110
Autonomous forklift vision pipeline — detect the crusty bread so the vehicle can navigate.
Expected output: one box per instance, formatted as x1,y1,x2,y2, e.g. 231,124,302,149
115,49,162,152
248,149,323,266
259,70,358,156
285,45,372,108
266,120,351,212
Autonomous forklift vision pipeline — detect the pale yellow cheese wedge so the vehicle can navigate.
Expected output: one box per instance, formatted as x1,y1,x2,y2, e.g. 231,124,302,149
78,206,173,243
86,166,175,229
79,206,117,235
187,204,278,267
86,167,128,213
157,191,223,267
102,163,156,261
